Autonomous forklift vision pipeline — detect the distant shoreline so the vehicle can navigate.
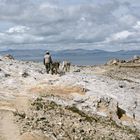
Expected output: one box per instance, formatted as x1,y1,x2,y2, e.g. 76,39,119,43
0,49,140,65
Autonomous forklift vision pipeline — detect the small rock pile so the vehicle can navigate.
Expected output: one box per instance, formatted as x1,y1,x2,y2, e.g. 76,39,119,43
106,55,140,65
127,55,140,63
106,58,126,65
2,54,15,60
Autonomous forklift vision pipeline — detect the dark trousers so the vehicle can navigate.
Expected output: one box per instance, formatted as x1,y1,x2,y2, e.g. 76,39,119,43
45,63,51,74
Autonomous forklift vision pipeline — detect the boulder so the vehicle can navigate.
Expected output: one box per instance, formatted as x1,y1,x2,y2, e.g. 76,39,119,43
133,55,140,60
3,54,14,60
106,59,126,65
96,97,120,121
74,69,81,72
127,55,140,63
106,59,120,65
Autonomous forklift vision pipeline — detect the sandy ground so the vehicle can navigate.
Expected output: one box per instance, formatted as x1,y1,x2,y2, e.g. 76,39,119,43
0,110,20,140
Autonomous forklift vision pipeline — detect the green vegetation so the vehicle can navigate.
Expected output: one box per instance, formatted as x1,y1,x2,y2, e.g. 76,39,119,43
66,106,98,123
31,97,61,111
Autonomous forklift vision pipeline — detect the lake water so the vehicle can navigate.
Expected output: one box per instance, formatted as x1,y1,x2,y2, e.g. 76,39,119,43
0,50,140,65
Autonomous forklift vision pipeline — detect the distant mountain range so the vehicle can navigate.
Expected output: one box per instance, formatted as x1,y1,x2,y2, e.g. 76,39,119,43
0,49,140,65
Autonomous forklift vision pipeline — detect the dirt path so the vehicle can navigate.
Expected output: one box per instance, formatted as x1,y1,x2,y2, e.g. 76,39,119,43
0,95,32,140
0,110,20,140
0,94,52,140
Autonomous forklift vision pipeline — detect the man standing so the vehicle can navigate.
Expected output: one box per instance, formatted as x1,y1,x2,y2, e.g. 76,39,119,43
44,51,52,74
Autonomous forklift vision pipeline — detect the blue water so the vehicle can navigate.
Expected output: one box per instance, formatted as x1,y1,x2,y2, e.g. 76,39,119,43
0,49,140,65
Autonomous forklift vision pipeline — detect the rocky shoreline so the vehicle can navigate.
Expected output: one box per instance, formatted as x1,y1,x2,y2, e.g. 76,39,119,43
0,54,140,140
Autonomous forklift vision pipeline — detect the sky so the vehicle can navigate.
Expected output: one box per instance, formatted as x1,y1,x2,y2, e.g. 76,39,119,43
0,0,140,51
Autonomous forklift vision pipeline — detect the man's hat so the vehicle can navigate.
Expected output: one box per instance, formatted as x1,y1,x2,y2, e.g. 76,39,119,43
46,51,50,54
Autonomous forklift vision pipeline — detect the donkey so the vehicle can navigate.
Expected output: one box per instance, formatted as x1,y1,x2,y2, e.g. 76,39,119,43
62,61,71,72
50,61,60,75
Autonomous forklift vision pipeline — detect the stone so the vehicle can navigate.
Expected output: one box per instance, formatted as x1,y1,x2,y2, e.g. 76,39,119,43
5,73,11,77
22,72,29,78
3,54,15,60
74,69,81,72
106,59,120,65
106,59,126,65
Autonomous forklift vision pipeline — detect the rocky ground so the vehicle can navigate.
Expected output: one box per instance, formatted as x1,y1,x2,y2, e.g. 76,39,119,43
0,55,140,140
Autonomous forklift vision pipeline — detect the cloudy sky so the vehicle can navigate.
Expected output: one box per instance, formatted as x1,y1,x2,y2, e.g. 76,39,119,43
0,0,140,51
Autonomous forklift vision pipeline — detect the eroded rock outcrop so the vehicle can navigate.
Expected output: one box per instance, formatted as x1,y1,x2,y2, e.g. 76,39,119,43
0,55,140,139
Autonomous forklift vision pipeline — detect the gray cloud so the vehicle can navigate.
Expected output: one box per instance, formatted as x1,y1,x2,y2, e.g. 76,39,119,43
0,0,140,51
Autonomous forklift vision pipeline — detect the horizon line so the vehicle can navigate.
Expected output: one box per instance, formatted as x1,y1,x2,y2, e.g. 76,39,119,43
0,48,140,53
